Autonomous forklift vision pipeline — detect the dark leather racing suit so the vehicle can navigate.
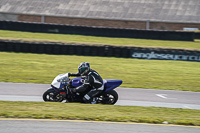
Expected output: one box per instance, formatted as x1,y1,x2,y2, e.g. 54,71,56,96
69,69,104,103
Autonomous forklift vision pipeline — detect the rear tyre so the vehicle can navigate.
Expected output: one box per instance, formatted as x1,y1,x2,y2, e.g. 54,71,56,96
43,88,63,102
100,90,118,105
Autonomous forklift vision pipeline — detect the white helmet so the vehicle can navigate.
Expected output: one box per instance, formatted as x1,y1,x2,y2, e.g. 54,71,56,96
78,62,90,76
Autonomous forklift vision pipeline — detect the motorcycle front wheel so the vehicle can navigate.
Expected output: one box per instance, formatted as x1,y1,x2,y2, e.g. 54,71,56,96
100,90,118,105
43,88,63,102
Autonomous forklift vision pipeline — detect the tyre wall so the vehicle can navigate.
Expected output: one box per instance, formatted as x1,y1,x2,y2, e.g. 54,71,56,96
0,40,200,62
195,32,200,39
0,20,195,41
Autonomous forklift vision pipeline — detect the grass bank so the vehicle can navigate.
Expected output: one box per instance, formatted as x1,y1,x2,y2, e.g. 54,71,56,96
0,52,200,92
0,30,200,50
0,101,199,126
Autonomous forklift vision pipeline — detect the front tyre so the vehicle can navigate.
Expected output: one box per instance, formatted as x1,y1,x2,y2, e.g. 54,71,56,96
100,90,118,105
43,88,63,102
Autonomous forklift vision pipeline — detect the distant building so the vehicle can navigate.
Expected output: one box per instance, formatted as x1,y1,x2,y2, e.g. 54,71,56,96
0,0,200,31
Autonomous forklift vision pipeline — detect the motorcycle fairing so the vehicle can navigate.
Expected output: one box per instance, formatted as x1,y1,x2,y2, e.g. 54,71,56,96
51,73,69,89
71,77,122,91
103,79,123,92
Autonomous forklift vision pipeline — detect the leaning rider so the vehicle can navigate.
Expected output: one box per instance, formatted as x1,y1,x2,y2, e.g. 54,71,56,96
68,62,104,104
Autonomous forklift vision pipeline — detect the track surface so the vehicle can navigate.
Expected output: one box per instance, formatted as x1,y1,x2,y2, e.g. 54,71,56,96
1,83,200,132
0,82,200,109
0,119,199,133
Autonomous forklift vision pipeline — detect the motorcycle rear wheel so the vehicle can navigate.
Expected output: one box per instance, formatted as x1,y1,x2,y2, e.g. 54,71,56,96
43,89,63,102
100,90,118,105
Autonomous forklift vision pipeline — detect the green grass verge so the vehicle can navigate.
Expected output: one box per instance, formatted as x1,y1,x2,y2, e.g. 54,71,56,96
0,52,200,92
0,30,200,50
0,101,200,126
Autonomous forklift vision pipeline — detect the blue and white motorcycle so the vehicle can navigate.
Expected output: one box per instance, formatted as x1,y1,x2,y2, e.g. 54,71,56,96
43,73,122,105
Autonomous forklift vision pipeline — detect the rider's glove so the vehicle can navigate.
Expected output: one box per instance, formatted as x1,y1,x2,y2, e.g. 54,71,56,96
68,73,71,77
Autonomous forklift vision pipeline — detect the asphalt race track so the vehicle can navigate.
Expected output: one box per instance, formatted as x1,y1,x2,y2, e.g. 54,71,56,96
0,82,200,132
0,82,200,109
0,119,199,133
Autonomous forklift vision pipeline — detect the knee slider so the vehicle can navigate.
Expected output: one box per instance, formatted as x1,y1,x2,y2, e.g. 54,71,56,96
83,94,92,103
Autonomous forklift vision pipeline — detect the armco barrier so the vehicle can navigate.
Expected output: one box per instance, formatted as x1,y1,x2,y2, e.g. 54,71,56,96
0,40,200,62
0,20,195,41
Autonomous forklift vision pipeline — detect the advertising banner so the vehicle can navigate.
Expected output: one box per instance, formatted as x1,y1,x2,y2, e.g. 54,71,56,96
131,51,200,62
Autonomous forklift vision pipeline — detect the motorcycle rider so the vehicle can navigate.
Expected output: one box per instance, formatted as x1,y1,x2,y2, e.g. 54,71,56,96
68,62,104,104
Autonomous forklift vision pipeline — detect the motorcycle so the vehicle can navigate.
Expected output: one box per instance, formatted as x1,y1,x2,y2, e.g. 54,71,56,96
43,73,122,105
